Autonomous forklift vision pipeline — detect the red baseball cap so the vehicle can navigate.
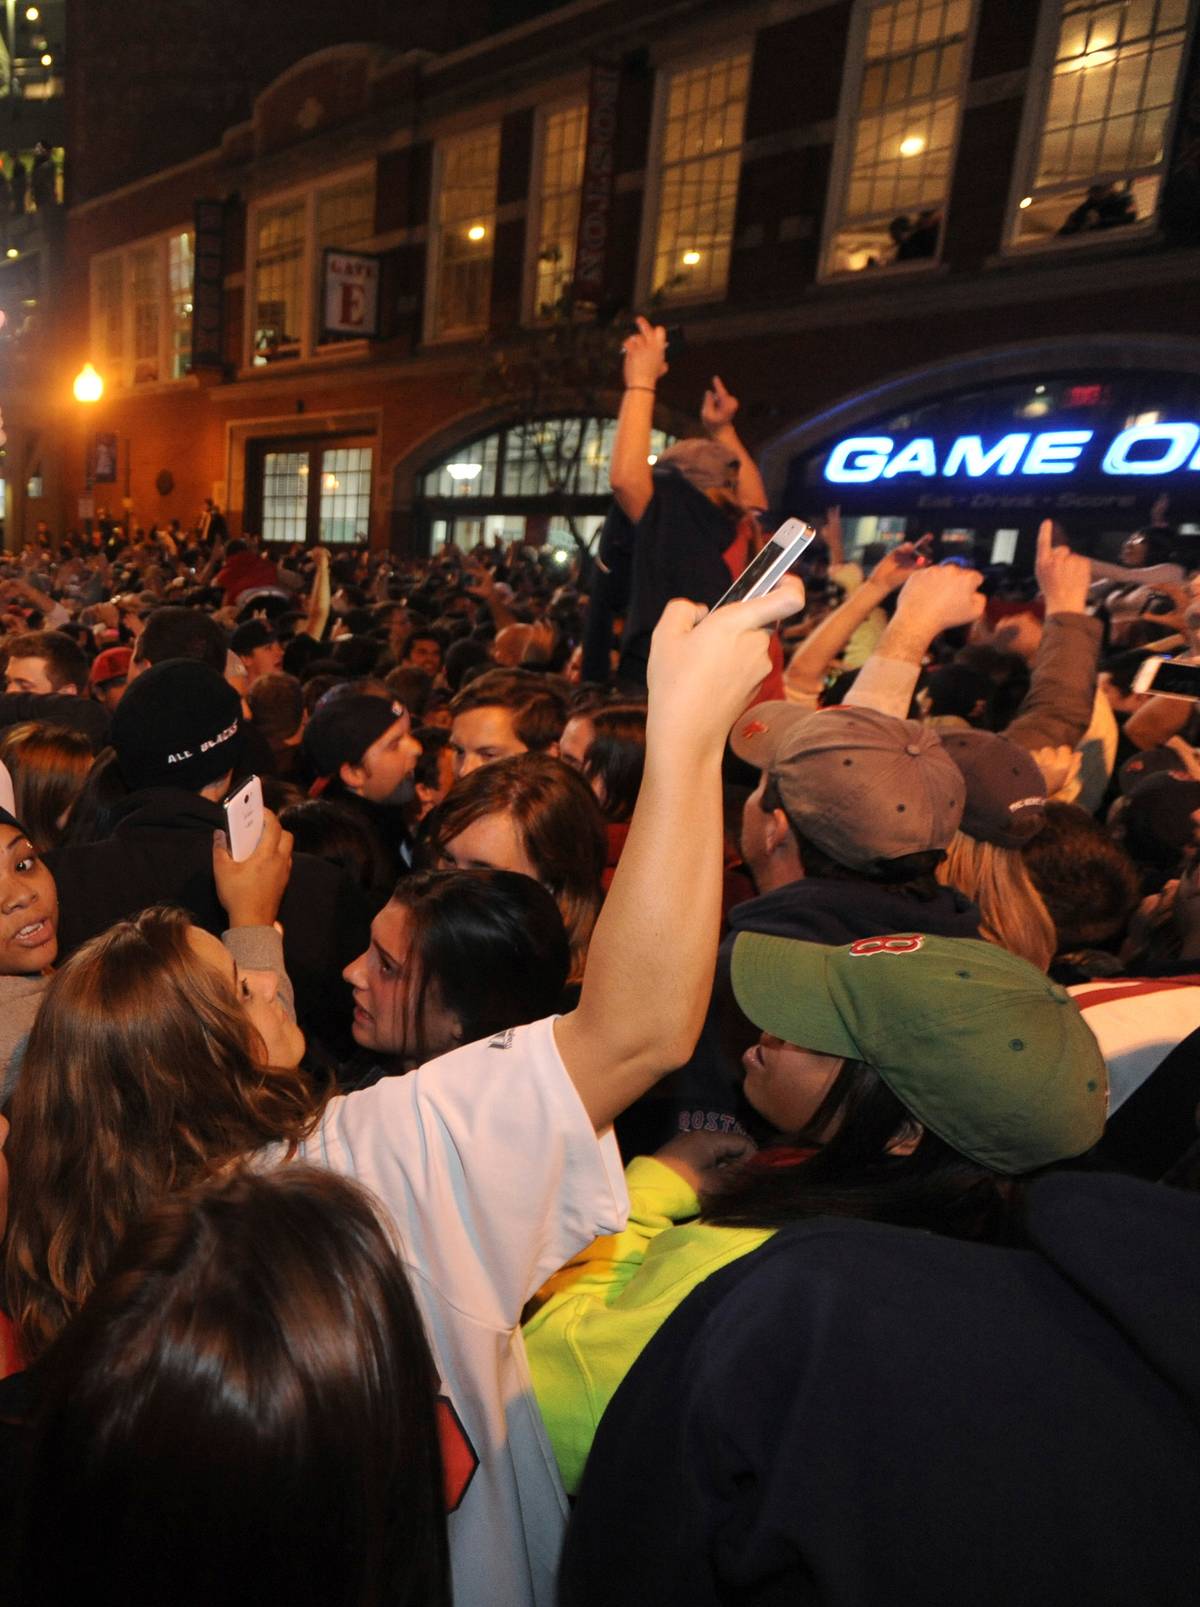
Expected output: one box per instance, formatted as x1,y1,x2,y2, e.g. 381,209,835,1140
90,645,133,687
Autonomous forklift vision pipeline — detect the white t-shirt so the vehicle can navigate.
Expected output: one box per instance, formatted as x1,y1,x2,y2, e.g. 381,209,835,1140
265,1015,627,1607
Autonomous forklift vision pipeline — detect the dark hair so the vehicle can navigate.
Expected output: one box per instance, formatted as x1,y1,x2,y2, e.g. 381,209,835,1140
58,746,128,845
402,629,446,664
387,869,569,1060
443,638,491,692
385,665,434,718
413,727,452,792
449,668,566,753
246,671,305,745
424,754,605,977
16,1169,450,1607
134,607,228,675
703,1060,1017,1242
1022,801,1140,949
280,799,396,896
332,634,384,678
3,630,88,692
582,704,647,824
302,670,349,714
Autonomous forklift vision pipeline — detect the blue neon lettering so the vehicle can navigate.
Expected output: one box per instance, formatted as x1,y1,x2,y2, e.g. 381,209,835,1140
882,438,937,478
825,437,894,483
1022,431,1093,474
1102,423,1200,476
941,434,1030,477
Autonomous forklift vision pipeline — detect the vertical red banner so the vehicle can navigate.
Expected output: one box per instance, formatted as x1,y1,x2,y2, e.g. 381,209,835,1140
573,60,621,305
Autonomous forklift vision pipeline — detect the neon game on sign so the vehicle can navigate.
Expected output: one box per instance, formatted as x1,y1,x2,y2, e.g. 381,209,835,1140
824,423,1200,484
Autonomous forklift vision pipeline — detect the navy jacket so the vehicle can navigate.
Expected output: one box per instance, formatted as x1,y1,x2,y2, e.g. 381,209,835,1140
563,1171,1200,1607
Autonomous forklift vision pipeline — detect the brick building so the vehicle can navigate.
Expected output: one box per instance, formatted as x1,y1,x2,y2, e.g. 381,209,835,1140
37,0,1200,564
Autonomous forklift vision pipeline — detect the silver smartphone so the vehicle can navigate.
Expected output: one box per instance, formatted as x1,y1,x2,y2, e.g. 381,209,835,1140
223,775,264,862
711,518,816,610
1130,656,1200,701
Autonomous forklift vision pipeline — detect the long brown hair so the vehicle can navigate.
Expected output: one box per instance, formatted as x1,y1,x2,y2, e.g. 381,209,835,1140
16,1169,450,1607
0,721,94,851
424,754,605,978
4,906,325,1360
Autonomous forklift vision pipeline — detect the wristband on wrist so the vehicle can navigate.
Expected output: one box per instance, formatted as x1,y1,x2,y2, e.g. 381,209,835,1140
625,385,657,394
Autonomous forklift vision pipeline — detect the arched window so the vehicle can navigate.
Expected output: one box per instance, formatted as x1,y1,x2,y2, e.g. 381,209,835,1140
416,415,676,554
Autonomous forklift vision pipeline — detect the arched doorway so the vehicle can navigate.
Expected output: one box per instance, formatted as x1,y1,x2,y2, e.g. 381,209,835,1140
409,415,677,557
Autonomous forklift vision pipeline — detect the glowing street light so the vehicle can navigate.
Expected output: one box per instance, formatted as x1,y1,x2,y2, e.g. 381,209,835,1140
899,134,926,157
73,363,104,403
681,249,701,265
39,52,52,67
467,224,486,241
25,6,40,19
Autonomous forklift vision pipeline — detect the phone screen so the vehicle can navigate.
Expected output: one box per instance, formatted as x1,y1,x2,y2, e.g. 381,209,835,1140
712,519,816,610
1144,659,1200,700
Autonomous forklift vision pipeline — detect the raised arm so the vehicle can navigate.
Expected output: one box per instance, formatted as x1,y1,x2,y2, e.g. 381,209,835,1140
609,317,667,523
843,562,986,718
301,547,331,643
1005,521,1101,752
700,376,767,514
555,580,803,1132
784,542,923,703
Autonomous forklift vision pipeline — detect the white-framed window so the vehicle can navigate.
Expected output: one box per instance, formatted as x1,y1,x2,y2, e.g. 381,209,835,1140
1009,0,1192,247
89,229,195,388
427,126,501,340
824,0,974,275
527,99,588,319
248,169,377,366
642,50,751,303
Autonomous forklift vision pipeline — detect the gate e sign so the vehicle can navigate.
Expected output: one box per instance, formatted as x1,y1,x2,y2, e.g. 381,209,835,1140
322,250,380,340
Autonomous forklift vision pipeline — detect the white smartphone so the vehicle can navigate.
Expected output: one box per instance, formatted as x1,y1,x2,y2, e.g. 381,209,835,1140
711,518,816,611
223,775,264,862
1130,656,1200,701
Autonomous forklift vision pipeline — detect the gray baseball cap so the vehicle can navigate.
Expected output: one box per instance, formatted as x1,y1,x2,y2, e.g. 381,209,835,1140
655,438,740,491
731,703,965,871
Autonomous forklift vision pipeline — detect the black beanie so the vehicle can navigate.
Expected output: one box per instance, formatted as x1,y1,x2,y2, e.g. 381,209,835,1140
111,660,242,793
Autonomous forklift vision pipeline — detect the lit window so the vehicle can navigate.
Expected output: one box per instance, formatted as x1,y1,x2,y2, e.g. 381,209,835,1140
648,52,750,302
1013,0,1189,245
316,177,376,253
430,127,500,338
253,201,306,364
318,446,373,543
531,101,588,317
827,0,972,274
261,451,309,544
89,228,195,388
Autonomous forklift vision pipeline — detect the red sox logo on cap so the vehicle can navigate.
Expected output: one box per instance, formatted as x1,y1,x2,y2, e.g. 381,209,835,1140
740,719,767,741
848,934,925,957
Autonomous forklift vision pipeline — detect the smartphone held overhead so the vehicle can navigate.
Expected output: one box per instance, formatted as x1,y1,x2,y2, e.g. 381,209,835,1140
223,775,265,861
711,518,816,611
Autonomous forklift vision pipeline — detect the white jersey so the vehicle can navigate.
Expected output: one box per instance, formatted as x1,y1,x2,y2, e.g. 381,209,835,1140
272,1016,628,1607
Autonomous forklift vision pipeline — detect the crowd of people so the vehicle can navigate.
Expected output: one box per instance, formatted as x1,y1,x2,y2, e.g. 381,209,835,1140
0,318,1196,1605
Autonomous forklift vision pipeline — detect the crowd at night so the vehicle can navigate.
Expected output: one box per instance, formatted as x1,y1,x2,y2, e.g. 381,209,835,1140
0,0,1197,1601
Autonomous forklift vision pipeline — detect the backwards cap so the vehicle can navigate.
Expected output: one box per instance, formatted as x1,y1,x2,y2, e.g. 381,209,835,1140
731,930,1107,1173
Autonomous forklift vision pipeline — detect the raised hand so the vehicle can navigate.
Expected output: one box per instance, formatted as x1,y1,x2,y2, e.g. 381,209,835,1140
1036,518,1091,616
622,316,668,391
213,809,294,929
701,375,739,433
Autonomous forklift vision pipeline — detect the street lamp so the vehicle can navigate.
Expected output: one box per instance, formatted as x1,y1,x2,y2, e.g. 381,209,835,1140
73,364,104,536
73,362,103,403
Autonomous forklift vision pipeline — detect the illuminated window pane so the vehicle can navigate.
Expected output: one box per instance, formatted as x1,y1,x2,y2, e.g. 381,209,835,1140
650,52,750,303
1014,0,1188,245
261,451,309,544
432,127,500,337
828,0,972,274
168,230,193,379
318,446,373,544
316,176,375,251
533,101,588,316
254,201,305,363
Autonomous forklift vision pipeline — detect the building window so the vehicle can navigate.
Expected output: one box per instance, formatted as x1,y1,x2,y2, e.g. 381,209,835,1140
252,201,306,364
646,52,750,302
827,0,972,274
429,127,501,339
250,174,377,365
261,451,310,543
89,228,194,388
530,100,588,317
319,447,373,543
1013,0,1190,245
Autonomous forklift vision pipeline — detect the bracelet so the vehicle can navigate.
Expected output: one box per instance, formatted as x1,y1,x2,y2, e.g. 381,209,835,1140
625,385,657,394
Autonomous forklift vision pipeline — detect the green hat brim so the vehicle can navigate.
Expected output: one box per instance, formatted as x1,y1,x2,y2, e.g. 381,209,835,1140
731,932,862,1060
